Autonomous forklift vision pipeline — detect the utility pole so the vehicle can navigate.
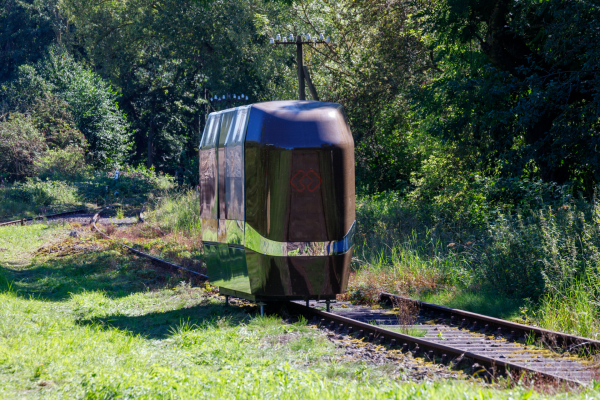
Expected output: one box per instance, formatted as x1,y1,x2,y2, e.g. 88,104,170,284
270,33,331,101
296,35,305,100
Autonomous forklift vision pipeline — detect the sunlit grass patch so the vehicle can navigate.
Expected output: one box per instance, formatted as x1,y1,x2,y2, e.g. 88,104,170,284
342,236,468,305
147,190,202,235
0,223,62,264
1,217,599,398
528,279,600,340
386,326,428,337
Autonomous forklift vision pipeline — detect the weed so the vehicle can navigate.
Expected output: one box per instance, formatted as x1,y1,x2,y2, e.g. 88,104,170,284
387,326,428,337
115,207,125,219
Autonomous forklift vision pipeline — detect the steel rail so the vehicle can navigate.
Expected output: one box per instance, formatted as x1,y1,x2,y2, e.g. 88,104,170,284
0,208,90,227
92,209,208,280
286,301,586,387
379,293,600,353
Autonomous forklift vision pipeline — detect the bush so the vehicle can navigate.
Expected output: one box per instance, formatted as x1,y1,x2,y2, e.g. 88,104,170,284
30,93,88,150
471,199,600,298
38,47,132,168
4,46,132,168
35,146,89,179
355,184,600,302
0,114,46,179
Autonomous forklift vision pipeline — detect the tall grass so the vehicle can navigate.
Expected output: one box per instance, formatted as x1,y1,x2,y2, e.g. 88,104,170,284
353,191,600,339
531,279,600,339
148,190,201,235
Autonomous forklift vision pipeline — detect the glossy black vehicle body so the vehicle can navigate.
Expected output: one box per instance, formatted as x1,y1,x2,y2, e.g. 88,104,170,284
199,101,355,301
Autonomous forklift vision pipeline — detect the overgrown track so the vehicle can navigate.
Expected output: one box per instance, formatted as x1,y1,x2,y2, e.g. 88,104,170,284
287,299,599,387
379,293,600,354
92,208,208,280
0,209,89,227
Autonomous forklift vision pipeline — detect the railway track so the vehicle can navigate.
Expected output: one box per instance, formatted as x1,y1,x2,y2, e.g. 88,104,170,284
92,208,208,280
0,208,90,227
288,296,599,387
8,207,599,387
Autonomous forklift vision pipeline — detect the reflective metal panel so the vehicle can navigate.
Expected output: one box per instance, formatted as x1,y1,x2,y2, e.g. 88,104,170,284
245,101,355,243
246,249,352,296
244,220,355,257
226,219,245,246
201,218,218,242
218,219,227,243
206,244,252,292
225,106,250,221
204,243,220,283
199,114,220,219
218,111,235,220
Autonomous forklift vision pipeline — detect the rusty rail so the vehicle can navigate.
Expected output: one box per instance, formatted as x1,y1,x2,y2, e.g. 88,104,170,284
379,293,600,353
0,209,90,227
92,208,208,280
287,301,588,387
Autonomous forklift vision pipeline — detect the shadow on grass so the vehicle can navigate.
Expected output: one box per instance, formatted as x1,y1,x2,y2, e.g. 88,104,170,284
0,242,194,301
78,302,255,339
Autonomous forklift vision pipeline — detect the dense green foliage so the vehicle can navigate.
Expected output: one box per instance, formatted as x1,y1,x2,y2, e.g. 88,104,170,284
417,0,600,193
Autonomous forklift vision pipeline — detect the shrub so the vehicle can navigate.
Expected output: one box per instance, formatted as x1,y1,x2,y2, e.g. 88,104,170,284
37,47,132,168
0,114,46,179
30,93,88,150
354,185,600,304
35,146,89,179
4,46,132,168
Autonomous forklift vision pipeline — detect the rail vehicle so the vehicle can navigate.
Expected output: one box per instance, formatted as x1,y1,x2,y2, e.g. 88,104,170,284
198,100,355,305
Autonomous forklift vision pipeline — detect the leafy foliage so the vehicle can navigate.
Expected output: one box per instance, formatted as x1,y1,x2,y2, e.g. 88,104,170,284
0,114,46,179
417,0,600,192
0,0,69,81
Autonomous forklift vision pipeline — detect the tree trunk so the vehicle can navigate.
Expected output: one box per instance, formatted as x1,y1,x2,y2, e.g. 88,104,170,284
147,104,154,168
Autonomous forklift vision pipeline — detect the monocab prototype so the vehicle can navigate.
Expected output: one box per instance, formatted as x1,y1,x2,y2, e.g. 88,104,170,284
199,100,355,302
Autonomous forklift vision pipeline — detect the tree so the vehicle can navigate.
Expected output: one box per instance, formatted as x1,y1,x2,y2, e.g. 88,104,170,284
418,0,600,191
3,47,132,168
0,0,70,81
64,0,296,171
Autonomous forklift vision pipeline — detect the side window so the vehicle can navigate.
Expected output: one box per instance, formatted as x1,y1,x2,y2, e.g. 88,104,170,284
218,111,235,219
225,106,250,220
199,113,221,219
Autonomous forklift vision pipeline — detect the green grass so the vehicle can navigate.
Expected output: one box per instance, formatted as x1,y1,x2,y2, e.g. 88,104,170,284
386,326,428,337
0,168,175,222
0,180,83,222
0,224,62,265
529,279,600,339
349,193,600,341
147,189,202,235
2,224,598,397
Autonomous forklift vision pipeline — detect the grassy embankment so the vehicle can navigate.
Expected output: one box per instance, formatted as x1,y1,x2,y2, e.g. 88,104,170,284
2,203,597,397
349,189,600,340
